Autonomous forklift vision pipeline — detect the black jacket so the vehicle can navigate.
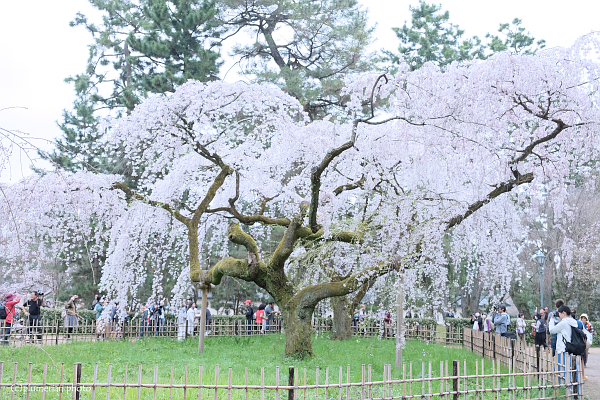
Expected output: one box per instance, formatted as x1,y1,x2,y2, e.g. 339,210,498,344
245,305,254,320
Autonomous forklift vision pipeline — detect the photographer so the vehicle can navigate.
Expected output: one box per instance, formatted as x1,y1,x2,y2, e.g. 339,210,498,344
492,305,508,334
23,291,45,342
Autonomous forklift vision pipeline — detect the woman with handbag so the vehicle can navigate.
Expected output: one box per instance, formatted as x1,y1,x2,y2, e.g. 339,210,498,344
531,313,547,348
64,295,79,339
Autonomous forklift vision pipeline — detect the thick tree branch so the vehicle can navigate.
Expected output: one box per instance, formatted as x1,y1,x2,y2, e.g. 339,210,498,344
445,172,534,231
292,256,404,310
227,223,260,265
269,201,310,270
333,175,365,196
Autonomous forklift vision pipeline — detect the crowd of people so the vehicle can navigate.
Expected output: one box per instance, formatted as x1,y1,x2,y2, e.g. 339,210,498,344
469,300,595,380
244,300,281,335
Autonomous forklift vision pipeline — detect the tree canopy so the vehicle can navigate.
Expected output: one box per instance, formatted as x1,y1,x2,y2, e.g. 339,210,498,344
384,1,546,70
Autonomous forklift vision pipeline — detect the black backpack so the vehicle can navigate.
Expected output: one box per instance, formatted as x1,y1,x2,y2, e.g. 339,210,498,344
0,305,6,319
564,326,586,356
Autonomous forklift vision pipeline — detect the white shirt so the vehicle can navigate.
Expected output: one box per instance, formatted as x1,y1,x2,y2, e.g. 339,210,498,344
187,308,195,323
549,317,578,354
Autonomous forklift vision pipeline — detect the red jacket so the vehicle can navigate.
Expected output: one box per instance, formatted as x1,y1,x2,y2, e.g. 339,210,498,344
256,309,264,324
5,297,20,324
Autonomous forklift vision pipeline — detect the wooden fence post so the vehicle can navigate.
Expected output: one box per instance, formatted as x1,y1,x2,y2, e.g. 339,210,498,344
452,360,458,400
535,345,540,375
73,363,81,400
572,355,579,399
288,366,294,400
470,331,473,352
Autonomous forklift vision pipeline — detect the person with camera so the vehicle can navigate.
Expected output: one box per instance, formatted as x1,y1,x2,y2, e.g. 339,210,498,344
23,291,45,343
492,305,509,334
64,294,79,339
149,298,164,336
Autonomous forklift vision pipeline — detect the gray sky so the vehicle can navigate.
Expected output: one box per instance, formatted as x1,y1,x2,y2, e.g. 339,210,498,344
1,0,598,182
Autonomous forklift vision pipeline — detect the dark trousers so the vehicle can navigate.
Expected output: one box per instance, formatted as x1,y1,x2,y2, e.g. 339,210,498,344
535,332,547,348
2,322,10,345
140,321,147,337
28,315,42,340
246,319,253,335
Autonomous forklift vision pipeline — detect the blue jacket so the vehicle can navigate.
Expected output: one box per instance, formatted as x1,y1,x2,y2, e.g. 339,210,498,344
493,313,509,334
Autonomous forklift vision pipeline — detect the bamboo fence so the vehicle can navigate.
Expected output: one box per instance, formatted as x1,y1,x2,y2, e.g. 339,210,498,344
0,356,582,400
0,318,453,346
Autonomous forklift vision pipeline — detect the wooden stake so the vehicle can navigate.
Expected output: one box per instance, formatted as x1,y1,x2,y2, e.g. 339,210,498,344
396,272,404,368
198,287,208,354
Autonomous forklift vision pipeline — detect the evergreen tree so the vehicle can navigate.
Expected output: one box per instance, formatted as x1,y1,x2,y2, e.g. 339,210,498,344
218,0,374,119
49,0,222,176
384,1,546,71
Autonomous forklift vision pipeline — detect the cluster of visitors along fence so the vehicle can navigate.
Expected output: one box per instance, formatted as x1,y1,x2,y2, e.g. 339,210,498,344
1,317,467,346
0,335,584,399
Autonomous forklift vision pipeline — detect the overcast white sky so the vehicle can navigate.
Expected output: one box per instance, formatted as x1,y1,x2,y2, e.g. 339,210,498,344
1,0,598,182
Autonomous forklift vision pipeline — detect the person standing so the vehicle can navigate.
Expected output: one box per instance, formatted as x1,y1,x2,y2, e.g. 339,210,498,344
177,301,187,341
492,306,508,335
204,307,212,335
547,299,564,356
256,304,266,334
516,313,526,342
186,303,196,336
245,300,254,335
264,302,274,333
580,313,594,370
160,297,169,334
139,303,149,339
64,295,79,339
384,311,393,337
531,313,547,348
549,305,581,389
23,291,44,343
3,294,21,345
91,295,99,310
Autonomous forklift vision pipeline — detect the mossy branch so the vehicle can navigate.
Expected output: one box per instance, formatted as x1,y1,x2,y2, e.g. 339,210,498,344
227,223,260,264
291,256,404,310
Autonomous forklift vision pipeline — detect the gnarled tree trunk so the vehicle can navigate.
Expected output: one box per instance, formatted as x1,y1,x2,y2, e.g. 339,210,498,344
331,295,352,340
281,306,315,358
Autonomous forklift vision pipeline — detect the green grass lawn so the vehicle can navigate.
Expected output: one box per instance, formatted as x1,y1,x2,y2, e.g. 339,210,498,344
0,335,574,399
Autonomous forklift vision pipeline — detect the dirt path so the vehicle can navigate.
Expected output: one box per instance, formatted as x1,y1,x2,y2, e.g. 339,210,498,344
584,347,600,399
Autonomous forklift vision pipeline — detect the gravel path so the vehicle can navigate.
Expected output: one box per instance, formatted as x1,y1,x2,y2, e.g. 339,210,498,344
584,347,600,400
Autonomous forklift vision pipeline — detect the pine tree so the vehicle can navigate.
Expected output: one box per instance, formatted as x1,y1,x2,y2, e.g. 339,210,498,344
49,0,222,177
384,1,546,71
218,0,374,120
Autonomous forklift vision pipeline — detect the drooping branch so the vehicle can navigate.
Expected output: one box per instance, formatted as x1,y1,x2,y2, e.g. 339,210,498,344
111,182,190,225
444,172,534,231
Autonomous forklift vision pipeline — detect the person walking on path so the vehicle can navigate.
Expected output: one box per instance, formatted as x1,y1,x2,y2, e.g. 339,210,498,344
64,295,79,339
